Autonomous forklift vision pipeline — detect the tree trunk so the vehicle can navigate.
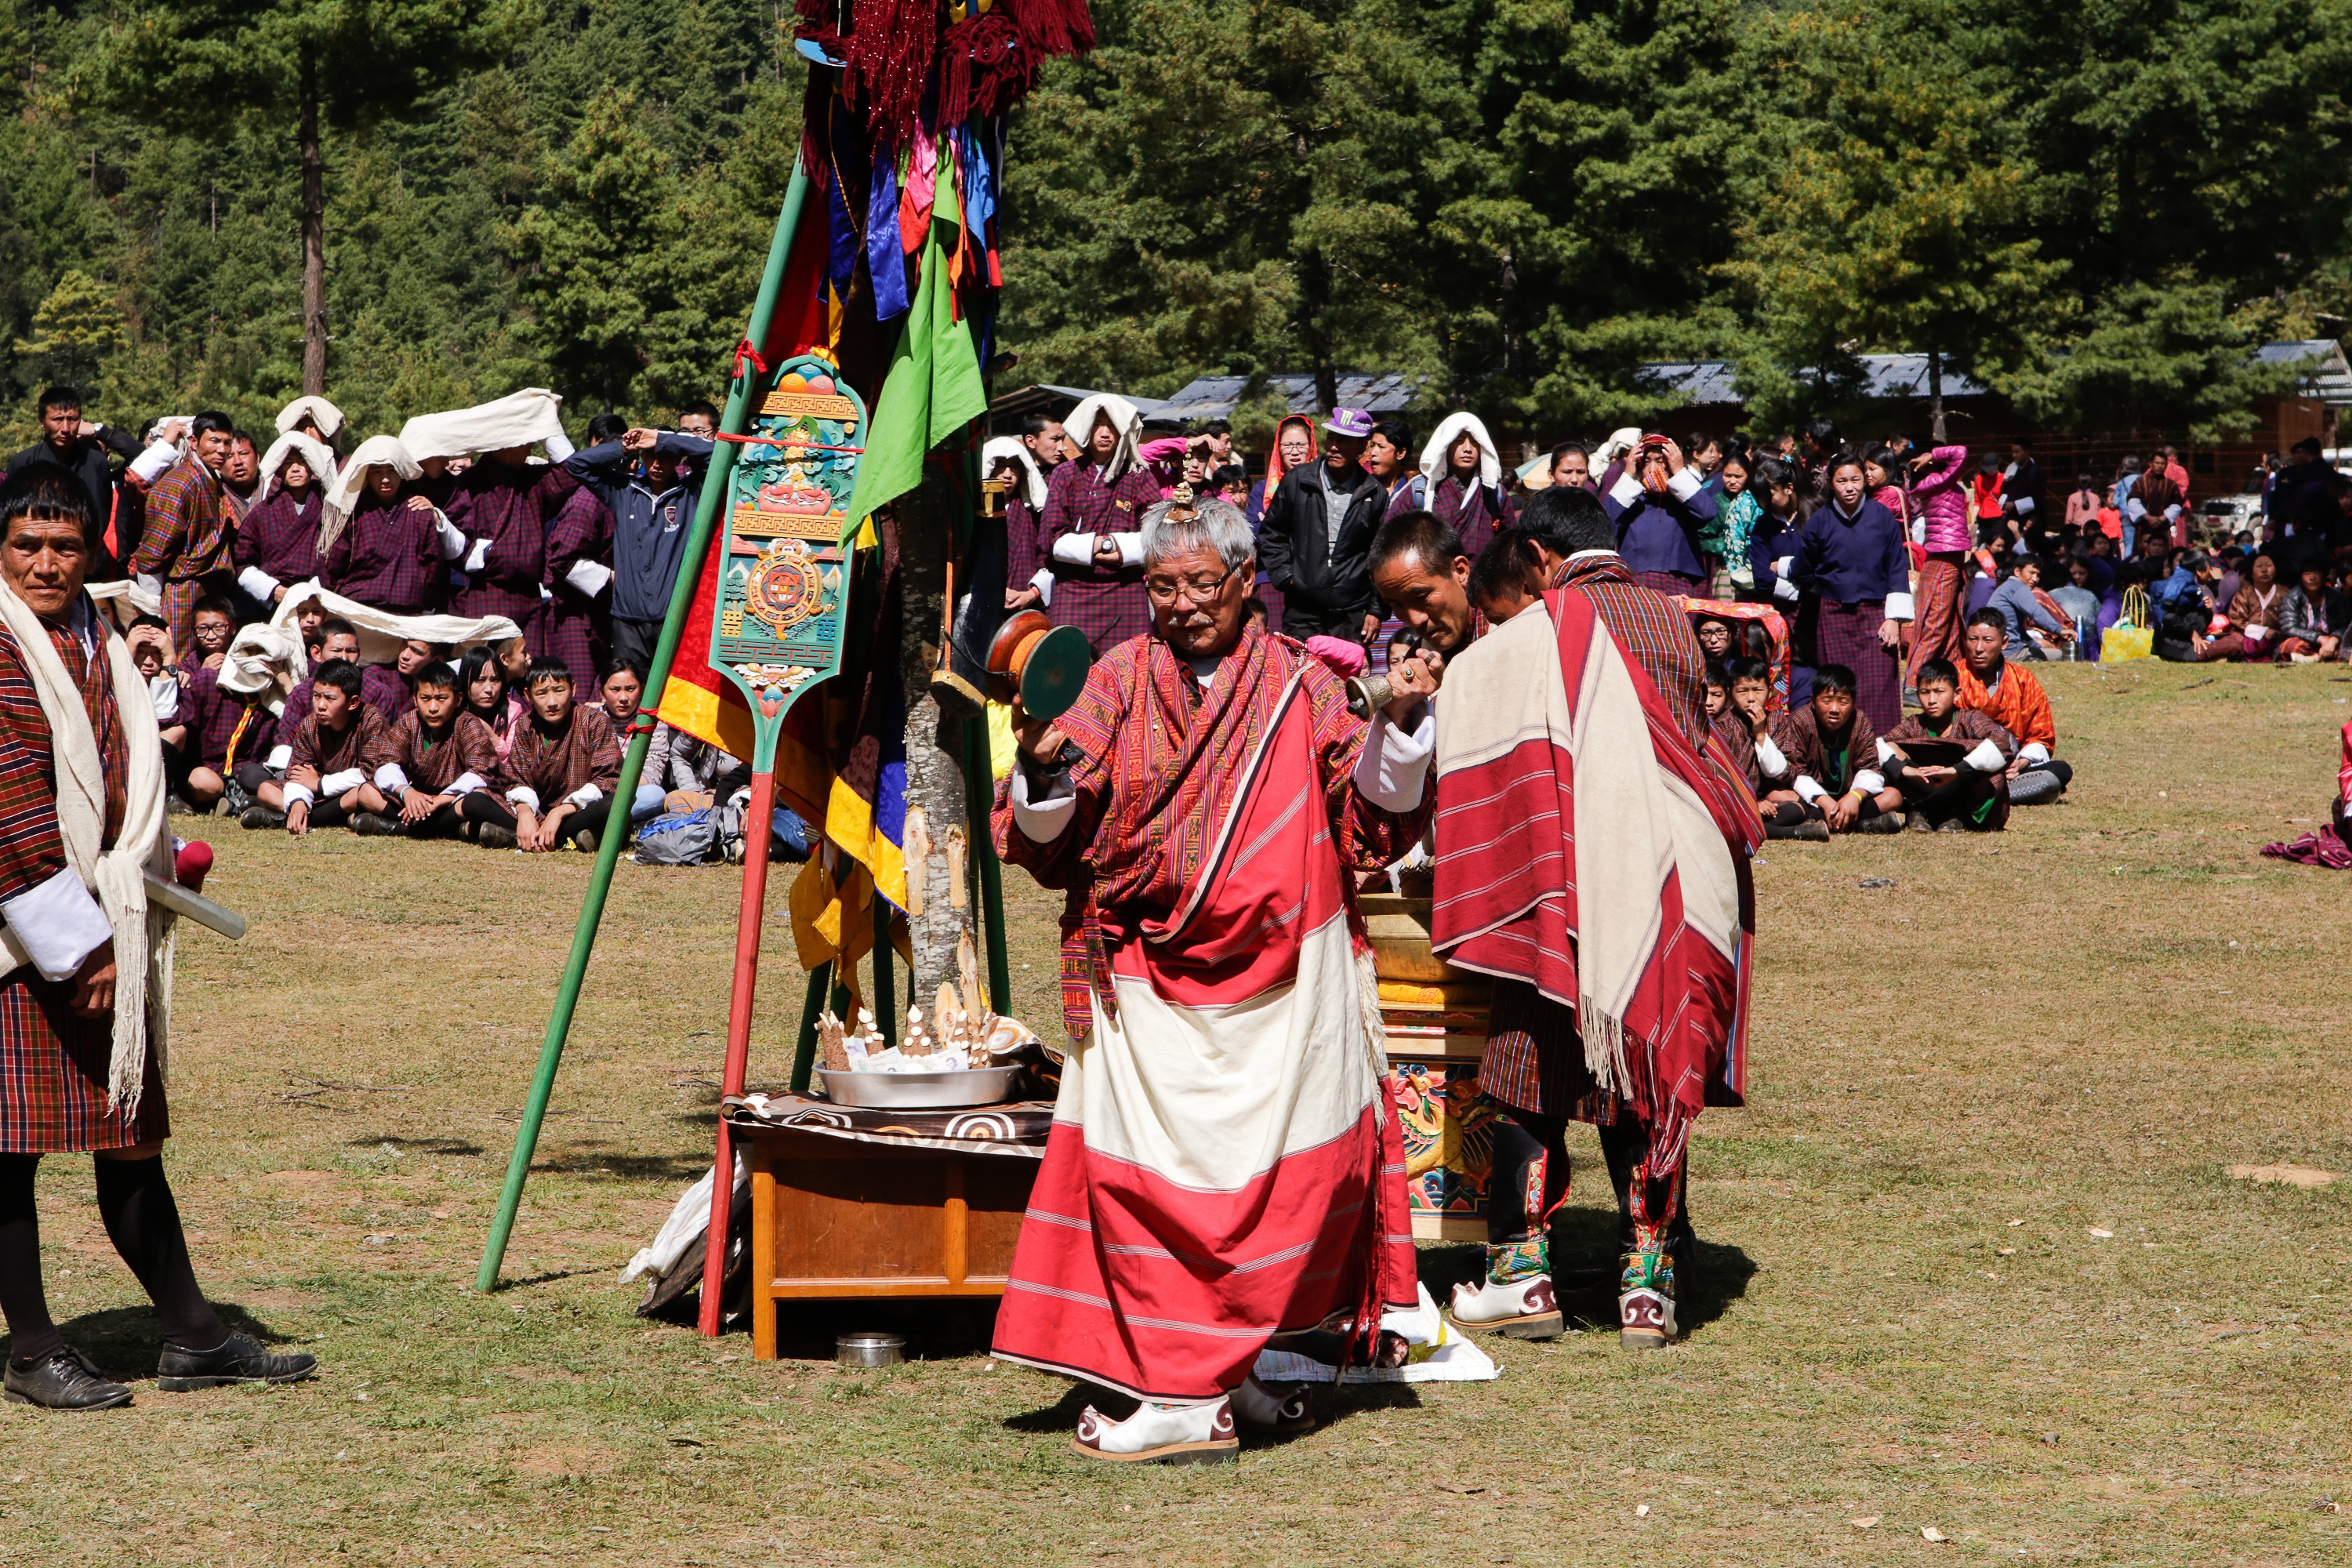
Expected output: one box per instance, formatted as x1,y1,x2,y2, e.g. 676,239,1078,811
895,474,979,1021
299,53,327,397
1927,348,1946,445
1300,249,1338,414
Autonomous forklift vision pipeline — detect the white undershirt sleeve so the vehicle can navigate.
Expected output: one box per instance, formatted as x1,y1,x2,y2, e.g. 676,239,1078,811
506,786,542,812
564,784,603,809
1009,764,1076,843
1352,706,1437,813
1030,568,1056,607
1607,474,1644,509
2017,742,2050,766
264,743,292,771
1794,775,1828,804
544,432,575,463
129,441,179,485
1112,532,1145,568
1049,534,1096,567
1853,769,1886,795
3,868,114,981
463,536,492,573
374,763,411,796
238,566,281,601
1753,735,1788,776
448,771,487,797
319,767,365,797
1964,739,2008,773
1667,468,1704,503
1885,591,1915,620
436,517,468,562
281,779,317,808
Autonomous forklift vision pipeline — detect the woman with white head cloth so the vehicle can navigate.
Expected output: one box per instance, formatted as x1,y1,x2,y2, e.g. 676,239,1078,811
316,436,447,615
1387,412,1516,542
232,431,336,614
1036,394,1162,652
983,434,1052,612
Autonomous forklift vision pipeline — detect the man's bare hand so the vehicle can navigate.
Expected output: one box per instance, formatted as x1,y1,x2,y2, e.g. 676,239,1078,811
1013,707,1070,770
1663,438,1686,476
70,942,116,1018
1821,794,1857,831
1091,536,1122,566
622,428,661,452
1361,612,1382,641
1381,648,1444,724
1004,586,1043,612
404,495,434,514
286,800,311,837
286,764,320,791
1913,764,1957,786
1878,617,1901,649
399,791,437,825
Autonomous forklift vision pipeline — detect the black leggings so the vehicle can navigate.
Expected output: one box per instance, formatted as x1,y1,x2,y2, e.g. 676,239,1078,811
0,1152,224,1369
1486,1109,1694,1260
1891,764,2002,828
453,793,609,844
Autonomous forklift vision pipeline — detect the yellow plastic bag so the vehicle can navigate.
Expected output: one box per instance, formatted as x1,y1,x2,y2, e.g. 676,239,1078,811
2101,623,2154,662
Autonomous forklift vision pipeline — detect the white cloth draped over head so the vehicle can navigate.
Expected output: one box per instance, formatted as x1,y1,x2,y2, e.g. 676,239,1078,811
396,388,567,464
1594,426,1643,466
258,430,336,497
318,434,423,557
269,581,523,670
84,577,162,632
1060,394,1144,484
0,587,175,1115
274,395,344,441
980,435,1048,511
1417,412,1504,491
216,623,304,711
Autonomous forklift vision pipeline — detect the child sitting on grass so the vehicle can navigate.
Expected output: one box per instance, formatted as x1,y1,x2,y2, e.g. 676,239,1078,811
374,661,505,840
1757,663,1905,839
495,658,622,854
282,660,397,836
1879,659,2017,833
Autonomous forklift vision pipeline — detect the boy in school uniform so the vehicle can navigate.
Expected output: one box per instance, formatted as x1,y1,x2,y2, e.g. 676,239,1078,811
183,596,237,673
372,661,504,840
281,660,397,836
175,660,278,815
495,657,622,852
1878,658,2017,833
1759,663,1905,837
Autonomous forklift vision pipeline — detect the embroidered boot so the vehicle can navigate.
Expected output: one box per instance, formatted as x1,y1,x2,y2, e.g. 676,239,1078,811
1072,1397,1238,1465
1229,1374,1317,1434
1449,1240,1563,1339
1618,1243,1679,1351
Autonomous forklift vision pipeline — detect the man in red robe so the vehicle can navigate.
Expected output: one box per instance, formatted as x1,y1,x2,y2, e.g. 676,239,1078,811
993,494,1442,1464
0,468,314,1409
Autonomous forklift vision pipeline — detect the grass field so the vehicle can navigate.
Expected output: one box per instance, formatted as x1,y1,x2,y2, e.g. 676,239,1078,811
6,657,2352,1566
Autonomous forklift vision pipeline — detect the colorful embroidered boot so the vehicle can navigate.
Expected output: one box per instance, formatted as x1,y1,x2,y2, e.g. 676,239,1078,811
1450,1240,1563,1339
1072,1397,1238,1465
1618,1243,1679,1350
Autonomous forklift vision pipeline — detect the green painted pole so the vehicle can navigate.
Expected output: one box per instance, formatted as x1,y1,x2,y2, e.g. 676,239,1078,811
787,959,832,1094
476,157,814,1293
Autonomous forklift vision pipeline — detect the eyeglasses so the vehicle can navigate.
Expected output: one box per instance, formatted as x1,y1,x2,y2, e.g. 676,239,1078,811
1144,564,1242,604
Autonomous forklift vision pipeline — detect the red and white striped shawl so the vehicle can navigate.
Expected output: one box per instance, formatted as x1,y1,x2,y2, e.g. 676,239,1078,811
1431,585,1759,1172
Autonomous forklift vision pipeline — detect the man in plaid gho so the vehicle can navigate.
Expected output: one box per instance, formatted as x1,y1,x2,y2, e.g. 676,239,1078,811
0,469,315,1410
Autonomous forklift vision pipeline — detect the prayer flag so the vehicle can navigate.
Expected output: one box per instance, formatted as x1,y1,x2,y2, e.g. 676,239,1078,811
842,230,989,539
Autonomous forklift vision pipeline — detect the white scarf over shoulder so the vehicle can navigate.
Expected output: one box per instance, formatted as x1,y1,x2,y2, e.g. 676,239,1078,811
0,586,176,1113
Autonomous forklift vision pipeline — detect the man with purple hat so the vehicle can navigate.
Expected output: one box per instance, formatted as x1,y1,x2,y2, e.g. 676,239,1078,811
1258,407,1388,641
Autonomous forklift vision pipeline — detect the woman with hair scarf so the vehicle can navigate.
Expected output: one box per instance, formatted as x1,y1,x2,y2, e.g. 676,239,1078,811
1245,415,1317,626
1388,413,1515,541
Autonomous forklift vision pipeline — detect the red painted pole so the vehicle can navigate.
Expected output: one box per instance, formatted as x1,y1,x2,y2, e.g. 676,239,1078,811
699,768,780,1337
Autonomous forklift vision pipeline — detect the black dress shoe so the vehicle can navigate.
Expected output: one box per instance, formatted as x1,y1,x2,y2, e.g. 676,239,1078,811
4,1347,132,1410
240,804,287,830
350,811,402,837
156,1334,318,1392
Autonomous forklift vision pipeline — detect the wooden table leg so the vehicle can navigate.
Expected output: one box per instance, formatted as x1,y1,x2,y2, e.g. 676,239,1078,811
750,1135,779,1360
942,1156,967,1288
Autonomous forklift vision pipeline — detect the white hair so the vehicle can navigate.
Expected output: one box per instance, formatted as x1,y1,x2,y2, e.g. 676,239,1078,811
1140,497,1255,572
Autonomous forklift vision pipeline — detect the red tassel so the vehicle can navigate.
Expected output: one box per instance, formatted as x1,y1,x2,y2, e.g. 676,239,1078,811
844,0,935,147
1007,0,1094,60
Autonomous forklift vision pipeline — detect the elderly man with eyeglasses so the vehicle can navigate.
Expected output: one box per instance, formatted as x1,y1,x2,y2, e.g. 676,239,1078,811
990,492,1444,1465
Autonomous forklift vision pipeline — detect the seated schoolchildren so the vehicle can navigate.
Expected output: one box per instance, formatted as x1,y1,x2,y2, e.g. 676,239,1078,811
372,660,506,840
281,660,397,836
1957,608,2073,804
1878,658,2017,832
175,659,278,815
1757,663,1905,838
494,658,623,853
379,637,448,720
1710,655,1773,808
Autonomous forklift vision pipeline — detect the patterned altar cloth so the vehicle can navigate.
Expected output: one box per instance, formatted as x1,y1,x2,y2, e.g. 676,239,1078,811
723,1092,1054,1159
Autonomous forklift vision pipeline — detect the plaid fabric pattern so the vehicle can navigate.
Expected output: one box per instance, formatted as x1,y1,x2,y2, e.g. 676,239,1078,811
539,485,612,680
0,614,165,1150
1005,495,1045,592
1955,658,2055,752
132,461,234,652
452,461,576,625
322,494,442,614
289,702,395,779
1907,556,1965,683
1710,709,1761,793
1548,555,1711,750
1386,475,1515,543
1811,599,1903,731
495,703,622,802
386,711,499,794
1039,458,1159,653
993,626,1428,1039
1476,978,1625,1124
1885,708,2013,754
1633,568,1707,598
273,670,406,750
176,665,274,773
234,488,321,589
1768,705,1881,795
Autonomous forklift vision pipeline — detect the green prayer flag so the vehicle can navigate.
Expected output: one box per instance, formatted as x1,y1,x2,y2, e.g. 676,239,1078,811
844,232,989,539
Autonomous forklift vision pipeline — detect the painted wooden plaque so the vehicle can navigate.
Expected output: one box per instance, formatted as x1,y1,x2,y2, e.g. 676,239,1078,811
712,354,867,741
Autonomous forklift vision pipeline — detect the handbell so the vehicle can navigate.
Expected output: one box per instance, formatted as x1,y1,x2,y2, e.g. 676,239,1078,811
1344,672,1393,720
985,609,1093,723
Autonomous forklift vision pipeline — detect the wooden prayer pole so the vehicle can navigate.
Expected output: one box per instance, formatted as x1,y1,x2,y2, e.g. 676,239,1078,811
474,155,811,1294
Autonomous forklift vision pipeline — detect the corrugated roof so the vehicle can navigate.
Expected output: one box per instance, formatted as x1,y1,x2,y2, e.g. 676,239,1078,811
1153,373,1421,423
1642,354,1988,405
2256,339,2352,404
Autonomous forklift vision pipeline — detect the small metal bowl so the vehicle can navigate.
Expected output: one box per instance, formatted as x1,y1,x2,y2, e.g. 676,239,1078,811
836,1331,904,1368
815,1064,1022,1109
